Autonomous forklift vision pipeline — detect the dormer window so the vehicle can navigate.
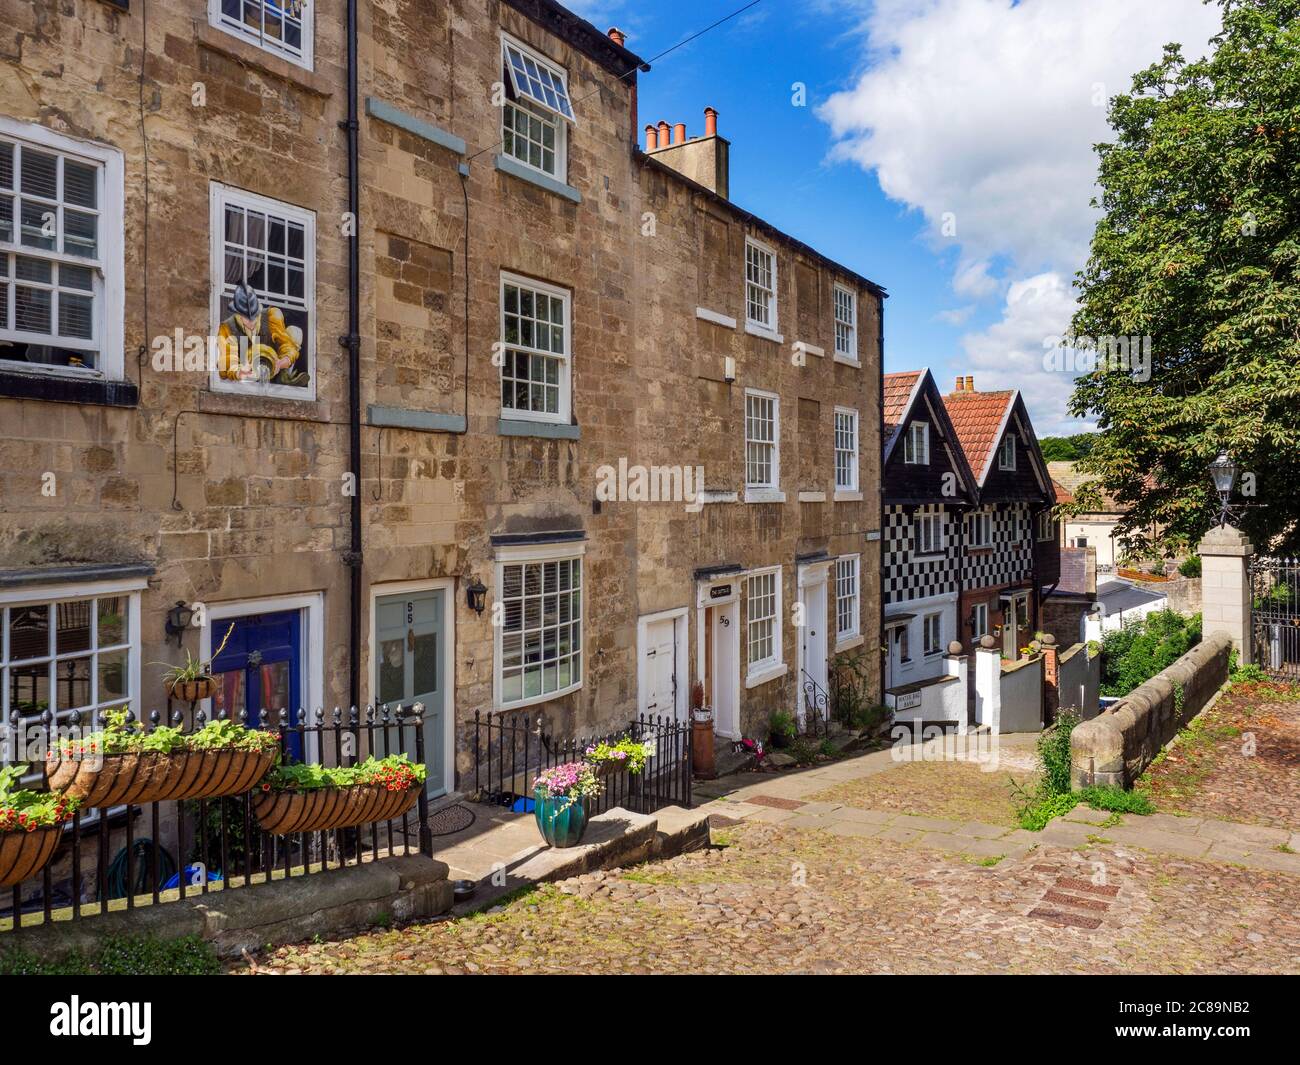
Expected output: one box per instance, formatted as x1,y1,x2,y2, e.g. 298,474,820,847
501,34,574,180
999,432,1017,471
904,421,930,465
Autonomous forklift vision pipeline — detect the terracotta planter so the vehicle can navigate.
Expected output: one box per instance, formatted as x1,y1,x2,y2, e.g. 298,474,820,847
168,676,217,703
0,826,62,888
45,746,278,808
252,784,420,835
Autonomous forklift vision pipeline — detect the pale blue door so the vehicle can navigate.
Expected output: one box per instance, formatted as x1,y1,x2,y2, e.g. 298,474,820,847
375,590,446,797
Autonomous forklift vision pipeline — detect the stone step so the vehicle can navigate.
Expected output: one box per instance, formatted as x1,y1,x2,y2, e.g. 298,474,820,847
652,805,712,858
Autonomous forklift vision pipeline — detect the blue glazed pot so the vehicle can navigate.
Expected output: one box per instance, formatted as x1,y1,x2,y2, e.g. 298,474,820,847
533,788,588,848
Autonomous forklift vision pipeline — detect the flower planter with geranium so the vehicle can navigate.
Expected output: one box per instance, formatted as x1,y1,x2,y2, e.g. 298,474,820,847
45,709,281,809
0,764,79,889
532,761,600,848
252,754,426,834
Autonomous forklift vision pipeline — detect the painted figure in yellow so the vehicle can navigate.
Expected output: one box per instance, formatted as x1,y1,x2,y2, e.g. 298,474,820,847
217,283,304,384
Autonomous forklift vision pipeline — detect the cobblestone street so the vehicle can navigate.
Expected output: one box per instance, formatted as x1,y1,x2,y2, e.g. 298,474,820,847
235,730,1300,976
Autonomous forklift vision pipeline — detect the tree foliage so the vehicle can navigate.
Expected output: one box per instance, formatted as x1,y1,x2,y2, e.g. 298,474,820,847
1068,0,1300,554
1040,434,1098,462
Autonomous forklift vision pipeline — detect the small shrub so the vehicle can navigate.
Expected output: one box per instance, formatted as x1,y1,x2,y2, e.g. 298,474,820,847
1037,709,1079,796
1100,610,1201,697
1017,791,1079,831
1178,555,1201,578
1230,662,1270,684
1078,785,1154,815
768,709,797,748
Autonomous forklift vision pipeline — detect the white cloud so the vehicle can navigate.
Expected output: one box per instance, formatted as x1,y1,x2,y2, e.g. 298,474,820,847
935,305,975,326
816,0,1221,431
958,271,1089,436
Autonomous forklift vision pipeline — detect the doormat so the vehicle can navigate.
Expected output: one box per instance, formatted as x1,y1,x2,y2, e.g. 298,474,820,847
427,803,476,837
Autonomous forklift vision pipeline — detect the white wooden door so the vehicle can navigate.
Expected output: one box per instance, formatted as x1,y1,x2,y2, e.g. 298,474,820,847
641,617,679,720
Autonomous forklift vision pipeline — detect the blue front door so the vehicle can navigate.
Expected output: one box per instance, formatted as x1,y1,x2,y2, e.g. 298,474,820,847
210,610,303,758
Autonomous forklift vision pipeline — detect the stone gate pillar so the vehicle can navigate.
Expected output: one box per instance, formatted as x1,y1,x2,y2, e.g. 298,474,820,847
1199,524,1254,664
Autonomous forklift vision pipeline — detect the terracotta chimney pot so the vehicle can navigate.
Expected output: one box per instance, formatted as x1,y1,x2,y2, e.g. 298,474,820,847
645,124,658,151
658,120,671,147
955,376,963,392
673,122,686,145
704,107,718,137
965,375,974,391
607,27,627,47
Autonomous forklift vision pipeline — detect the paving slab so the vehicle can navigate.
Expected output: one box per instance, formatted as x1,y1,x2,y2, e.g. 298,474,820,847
796,801,846,816
782,813,834,831
744,807,801,825
1038,820,1105,847
1204,842,1300,875
825,820,883,839
955,820,1015,839
1194,819,1292,847
1134,812,1205,835
827,807,898,826
1102,824,1214,858
876,825,922,843
892,813,964,833
917,833,1009,860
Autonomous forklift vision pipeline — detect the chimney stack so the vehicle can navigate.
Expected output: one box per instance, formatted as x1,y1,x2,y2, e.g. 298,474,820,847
607,26,626,47
645,124,658,151
643,107,730,199
704,106,718,137
955,375,963,392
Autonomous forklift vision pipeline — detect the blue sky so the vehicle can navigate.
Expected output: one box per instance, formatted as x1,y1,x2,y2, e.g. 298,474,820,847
566,0,1225,437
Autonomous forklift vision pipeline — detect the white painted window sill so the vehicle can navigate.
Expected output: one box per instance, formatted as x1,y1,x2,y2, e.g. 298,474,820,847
833,489,863,502
696,307,737,329
744,322,784,344
835,633,865,652
797,491,826,503
744,488,786,504
700,489,739,505
745,662,788,689
833,352,861,367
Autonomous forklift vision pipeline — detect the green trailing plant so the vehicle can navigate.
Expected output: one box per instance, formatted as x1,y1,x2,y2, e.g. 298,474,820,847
54,708,280,760
0,764,79,831
261,753,425,793
1038,709,1080,797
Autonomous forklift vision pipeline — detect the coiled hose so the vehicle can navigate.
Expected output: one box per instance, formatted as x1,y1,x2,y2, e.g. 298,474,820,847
106,838,177,900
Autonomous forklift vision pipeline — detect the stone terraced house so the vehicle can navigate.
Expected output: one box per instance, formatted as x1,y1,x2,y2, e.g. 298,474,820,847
0,0,884,798
881,369,1058,722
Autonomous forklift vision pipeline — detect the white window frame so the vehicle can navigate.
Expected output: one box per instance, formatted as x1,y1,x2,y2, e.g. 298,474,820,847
922,612,943,657
833,283,858,364
914,509,944,556
209,0,315,71
0,576,144,733
499,271,571,425
834,554,860,644
500,33,573,181
971,602,989,639
967,509,992,548
744,388,782,501
0,118,124,382
493,541,585,711
209,182,317,400
834,406,859,492
999,431,1017,471
904,421,930,465
745,566,783,682
743,237,778,338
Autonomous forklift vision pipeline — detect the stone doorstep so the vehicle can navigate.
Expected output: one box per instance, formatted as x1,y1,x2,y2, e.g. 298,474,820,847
6,854,453,961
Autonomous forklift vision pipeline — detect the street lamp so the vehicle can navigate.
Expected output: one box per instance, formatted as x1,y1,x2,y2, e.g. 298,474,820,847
1209,452,1239,526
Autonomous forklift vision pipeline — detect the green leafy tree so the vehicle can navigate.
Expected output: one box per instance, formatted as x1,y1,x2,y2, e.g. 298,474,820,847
1040,434,1098,462
1068,0,1300,555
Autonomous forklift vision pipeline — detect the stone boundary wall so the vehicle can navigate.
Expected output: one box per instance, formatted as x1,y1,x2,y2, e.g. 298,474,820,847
1070,631,1232,789
2,855,451,961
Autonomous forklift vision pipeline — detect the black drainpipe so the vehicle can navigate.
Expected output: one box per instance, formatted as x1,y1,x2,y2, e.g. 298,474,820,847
342,0,363,710
876,296,886,702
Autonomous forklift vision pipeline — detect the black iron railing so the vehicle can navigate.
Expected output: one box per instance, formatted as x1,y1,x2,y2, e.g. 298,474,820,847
1250,557,1300,680
1,704,431,935
472,711,692,816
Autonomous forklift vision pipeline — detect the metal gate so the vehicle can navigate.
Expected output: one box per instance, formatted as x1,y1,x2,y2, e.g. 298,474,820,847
1250,557,1300,679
